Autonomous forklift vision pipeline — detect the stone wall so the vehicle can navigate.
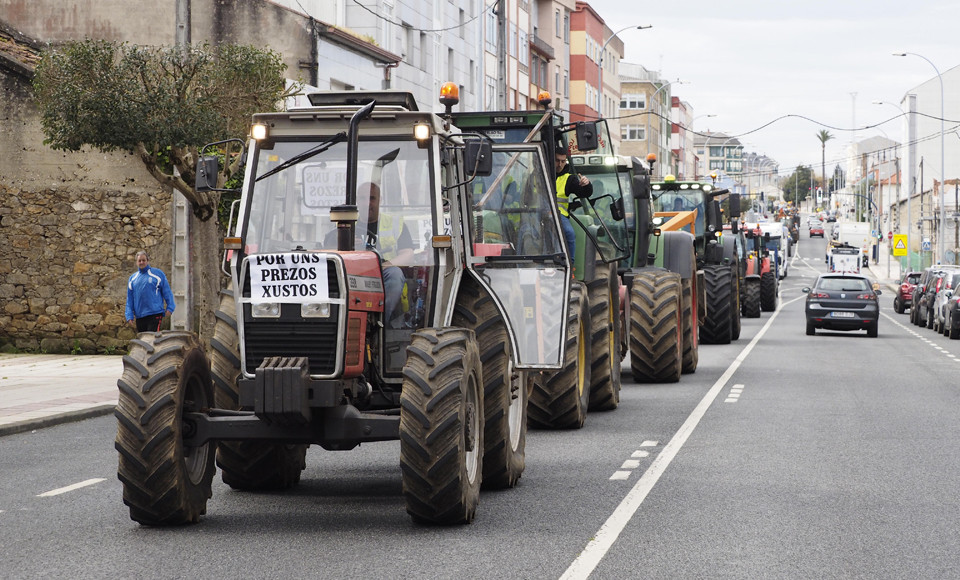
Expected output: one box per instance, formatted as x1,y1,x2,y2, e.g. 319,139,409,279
0,39,172,354
0,184,173,353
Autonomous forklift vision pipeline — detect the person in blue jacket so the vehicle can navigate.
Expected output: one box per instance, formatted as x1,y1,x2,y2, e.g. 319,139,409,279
125,250,176,332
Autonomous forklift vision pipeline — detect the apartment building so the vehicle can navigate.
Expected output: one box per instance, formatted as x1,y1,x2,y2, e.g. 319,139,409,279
694,132,743,181
618,62,670,175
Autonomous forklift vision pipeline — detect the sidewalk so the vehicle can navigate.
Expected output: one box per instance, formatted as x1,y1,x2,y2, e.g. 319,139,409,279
865,239,903,291
0,354,121,437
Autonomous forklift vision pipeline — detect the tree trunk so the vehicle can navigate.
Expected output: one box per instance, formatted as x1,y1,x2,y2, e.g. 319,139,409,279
192,212,226,345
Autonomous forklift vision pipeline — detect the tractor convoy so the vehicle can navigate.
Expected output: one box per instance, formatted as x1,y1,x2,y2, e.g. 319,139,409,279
114,86,788,527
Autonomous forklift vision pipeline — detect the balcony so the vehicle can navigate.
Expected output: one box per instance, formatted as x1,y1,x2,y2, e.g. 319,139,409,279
530,34,554,60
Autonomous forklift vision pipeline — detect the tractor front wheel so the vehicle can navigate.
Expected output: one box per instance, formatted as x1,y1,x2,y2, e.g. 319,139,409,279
400,328,483,524
115,332,215,525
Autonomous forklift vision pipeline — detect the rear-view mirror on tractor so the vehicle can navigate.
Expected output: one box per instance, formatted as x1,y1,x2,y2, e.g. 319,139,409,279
576,122,599,151
195,156,220,192
465,141,493,177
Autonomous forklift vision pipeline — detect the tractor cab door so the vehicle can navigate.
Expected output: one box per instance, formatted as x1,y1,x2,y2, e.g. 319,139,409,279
459,144,569,369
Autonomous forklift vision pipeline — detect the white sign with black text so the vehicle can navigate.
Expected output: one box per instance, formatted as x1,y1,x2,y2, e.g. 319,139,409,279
249,253,329,304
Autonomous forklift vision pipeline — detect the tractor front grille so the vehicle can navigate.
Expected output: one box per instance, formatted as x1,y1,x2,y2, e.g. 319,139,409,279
242,313,340,376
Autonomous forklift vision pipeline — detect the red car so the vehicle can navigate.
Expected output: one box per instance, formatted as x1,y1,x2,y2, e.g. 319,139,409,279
894,271,922,314
809,222,825,238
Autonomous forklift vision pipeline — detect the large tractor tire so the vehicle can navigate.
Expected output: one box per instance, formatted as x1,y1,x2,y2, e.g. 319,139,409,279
400,328,483,524
529,281,591,429
700,264,733,345
730,268,742,341
210,287,307,490
115,331,215,525
452,280,527,490
586,263,622,412
629,270,682,383
760,271,778,312
743,278,761,318
680,278,698,374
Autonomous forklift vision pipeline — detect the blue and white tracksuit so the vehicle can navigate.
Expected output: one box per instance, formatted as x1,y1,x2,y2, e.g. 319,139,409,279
125,266,176,321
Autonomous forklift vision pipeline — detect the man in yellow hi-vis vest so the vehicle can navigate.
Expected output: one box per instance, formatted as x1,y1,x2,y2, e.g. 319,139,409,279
555,147,592,260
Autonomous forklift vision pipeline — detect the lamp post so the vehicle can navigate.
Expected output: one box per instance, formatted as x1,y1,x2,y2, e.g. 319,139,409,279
597,24,651,116
687,114,715,179
646,79,683,175
894,52,945,263
874,99,909,270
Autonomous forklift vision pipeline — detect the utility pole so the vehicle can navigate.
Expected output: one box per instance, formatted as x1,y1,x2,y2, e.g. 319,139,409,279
496,0,506,109
907,94,917,270
171,0,192,332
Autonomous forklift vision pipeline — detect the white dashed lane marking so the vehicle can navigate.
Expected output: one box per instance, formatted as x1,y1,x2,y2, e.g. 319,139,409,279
37,478,106,497
882,312,960,363
609,442,660,481
725,383,744,403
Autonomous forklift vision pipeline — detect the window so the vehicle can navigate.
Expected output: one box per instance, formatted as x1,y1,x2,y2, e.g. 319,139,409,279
509,24,517,58
621,125,645,141
620,94,645,109
486,75,497,109
710,146,722,157
448,48,454,82
420,32,427,70
709,160,724,170
555,10,560,37
403,23,413,64
555,66,560,93
459,9,465,39
486,11,497,51
519,30,529,66
563,14,569,43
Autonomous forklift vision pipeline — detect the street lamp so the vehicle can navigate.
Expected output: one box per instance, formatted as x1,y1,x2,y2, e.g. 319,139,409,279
646,79,684,175
873,98,909,271
597,24,651,115
894,51,945,263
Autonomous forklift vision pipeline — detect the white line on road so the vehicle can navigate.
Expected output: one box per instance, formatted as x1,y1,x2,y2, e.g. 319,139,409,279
609,471,631,481
561,295,804,580
630,450,650,458
37,478,106,497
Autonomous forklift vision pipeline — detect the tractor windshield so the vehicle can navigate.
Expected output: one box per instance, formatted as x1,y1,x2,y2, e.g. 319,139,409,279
242,138,435,265
653,190,706,236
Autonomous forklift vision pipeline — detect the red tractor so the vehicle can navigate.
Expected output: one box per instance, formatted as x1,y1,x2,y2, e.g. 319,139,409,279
741,223,779,316
114,88,588,526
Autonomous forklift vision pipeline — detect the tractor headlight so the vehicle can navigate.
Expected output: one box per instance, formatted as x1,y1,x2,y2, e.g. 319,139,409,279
251,302,281,318
301,302,331,318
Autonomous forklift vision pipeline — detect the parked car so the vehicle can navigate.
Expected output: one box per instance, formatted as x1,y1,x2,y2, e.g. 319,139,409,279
911,267,949,327
933,271,960,334
803,273,881,337
894,271,922,314
809,221,825,238
915,267,960,329
941,285,960,339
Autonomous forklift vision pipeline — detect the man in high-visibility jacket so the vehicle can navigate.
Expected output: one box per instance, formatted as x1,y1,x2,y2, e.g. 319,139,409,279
554,147,592,261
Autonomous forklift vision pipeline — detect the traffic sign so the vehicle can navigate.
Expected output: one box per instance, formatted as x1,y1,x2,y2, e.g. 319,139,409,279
921,240,932,252
893,235,907,256
888,231,893,240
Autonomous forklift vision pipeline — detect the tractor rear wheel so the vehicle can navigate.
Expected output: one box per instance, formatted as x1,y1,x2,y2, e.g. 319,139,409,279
587,264,622,411
730,267,742,340
115,331,215,525
210,286,307,490
529,281,591,429
400,328,483,524
453,280,526,489
629,270,682,383
680,278,698,373
743,278,761,318
701,265,733,345
760,271,778,312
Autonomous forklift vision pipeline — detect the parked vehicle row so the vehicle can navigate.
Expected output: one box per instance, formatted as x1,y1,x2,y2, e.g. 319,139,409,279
904,265,960,339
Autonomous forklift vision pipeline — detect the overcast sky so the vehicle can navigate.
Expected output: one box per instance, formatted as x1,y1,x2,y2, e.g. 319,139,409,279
586,0,958,176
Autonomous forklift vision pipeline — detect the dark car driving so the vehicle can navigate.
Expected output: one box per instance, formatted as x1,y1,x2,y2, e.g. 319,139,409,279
803,273,881,337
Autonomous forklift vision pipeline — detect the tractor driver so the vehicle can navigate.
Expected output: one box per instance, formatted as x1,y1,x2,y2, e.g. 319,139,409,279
361,182,415,328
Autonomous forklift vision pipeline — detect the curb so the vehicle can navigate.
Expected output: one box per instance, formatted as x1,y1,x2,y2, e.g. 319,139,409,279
0,404,116,438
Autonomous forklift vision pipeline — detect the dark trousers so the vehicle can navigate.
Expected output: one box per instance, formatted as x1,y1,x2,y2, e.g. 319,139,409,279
135,314,164,333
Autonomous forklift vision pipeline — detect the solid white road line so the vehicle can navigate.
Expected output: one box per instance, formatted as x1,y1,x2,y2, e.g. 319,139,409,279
37,478,106,497
561,296,804,580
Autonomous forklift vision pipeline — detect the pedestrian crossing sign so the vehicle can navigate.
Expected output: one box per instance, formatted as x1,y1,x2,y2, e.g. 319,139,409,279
893,234,907,257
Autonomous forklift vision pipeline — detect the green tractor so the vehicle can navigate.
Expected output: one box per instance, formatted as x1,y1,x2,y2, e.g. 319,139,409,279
451,103,627,423
649,175,742,346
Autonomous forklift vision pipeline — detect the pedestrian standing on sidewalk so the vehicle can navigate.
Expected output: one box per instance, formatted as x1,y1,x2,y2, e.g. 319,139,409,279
125,250,175,332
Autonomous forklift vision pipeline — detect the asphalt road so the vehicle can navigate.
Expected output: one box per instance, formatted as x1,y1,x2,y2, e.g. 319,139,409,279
3,227,959,579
